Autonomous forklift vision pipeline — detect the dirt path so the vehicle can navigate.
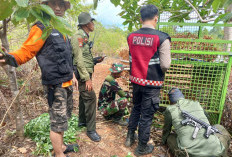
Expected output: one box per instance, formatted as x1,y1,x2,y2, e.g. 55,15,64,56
68,59,166,157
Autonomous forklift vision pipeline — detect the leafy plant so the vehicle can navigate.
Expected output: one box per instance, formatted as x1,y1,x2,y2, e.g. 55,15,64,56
24,113,82,156
91,22,128,56
126,152,133,157
99,0,232,31
0,0,72,37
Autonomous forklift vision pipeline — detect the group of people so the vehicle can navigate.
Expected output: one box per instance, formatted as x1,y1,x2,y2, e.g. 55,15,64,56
0,0,231,157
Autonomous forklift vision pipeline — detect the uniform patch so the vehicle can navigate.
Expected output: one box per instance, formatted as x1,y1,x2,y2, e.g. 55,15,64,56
78,38,84,47
132,36,154,46
84,38,88,42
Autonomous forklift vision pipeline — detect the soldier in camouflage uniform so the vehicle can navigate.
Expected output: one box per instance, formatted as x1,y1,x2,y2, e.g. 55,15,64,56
98,63,131,126
71,12,104,142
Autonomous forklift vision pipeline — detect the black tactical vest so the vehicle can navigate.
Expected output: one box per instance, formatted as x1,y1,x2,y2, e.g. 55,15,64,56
35,22,73,85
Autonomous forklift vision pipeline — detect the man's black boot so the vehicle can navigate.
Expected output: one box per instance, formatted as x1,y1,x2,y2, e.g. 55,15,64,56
134,142,154,156
113,118,128,126
86,130,101,142
112,111,128,126
125,130,136,147
104,115,113,121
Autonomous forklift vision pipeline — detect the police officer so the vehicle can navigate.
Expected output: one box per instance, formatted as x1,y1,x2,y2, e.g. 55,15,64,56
71,12,103,142
162,88,231,157
125,4,171,156
98,63,130,126
0,1,78,157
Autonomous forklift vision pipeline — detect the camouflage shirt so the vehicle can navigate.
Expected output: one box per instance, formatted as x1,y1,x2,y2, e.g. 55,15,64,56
98,75,129,108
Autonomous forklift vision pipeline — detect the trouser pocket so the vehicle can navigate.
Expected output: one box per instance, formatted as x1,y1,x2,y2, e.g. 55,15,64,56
151,96,160,111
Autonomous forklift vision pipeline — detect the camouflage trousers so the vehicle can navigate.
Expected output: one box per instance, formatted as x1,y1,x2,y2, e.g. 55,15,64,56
47,85,73,133
100,97,128,117
167,124,231,157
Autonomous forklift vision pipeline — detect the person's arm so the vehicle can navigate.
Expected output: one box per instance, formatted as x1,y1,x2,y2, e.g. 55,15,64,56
162,109,172,144
72,73,78,90
111,80,129,98
71,34,90,81
159,39,171,73
8,25,45,65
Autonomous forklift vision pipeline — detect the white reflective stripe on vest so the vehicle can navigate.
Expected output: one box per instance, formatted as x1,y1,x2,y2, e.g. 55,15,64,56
130,75,163,86
149,58,160,65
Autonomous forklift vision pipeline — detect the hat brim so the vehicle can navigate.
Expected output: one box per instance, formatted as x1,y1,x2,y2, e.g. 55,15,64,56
78,18,96,26
42,1,70,10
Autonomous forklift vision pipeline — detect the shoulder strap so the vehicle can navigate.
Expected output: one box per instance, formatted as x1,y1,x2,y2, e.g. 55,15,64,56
33,21,45,31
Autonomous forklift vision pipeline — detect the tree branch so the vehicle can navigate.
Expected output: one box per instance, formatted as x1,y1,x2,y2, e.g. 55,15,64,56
0,18,11,30
184,0,216,23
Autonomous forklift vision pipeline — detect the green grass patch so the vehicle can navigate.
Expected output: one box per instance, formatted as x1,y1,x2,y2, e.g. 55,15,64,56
24,113,82,156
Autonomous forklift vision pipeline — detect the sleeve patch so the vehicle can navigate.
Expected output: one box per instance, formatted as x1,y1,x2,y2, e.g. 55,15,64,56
84,38,88,42
78,38,84,47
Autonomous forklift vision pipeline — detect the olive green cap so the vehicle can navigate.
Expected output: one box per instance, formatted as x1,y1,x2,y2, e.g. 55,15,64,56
78,12,95,26
41,0,70,10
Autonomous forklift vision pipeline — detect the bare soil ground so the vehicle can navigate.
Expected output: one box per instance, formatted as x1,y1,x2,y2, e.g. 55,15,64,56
0,57,231,157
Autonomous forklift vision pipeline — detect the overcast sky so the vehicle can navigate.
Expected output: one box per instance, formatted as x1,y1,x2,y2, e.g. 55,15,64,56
85,0,125,28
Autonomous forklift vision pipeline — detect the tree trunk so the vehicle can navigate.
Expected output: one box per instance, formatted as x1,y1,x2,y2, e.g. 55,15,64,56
0,19,24,137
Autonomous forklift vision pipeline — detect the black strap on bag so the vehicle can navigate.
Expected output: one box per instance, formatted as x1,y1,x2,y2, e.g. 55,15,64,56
47,86,55,108
47,84,62,107
73,66,80,80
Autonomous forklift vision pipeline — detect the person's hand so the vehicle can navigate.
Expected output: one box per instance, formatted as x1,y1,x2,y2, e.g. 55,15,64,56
85,79,93,91
72,73,78,90
0,47,7,66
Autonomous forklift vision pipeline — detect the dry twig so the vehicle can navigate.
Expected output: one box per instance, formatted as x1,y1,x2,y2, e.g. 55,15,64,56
0,68,37,128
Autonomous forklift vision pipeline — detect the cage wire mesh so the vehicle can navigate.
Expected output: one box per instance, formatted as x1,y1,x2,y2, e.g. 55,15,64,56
157,12,232,124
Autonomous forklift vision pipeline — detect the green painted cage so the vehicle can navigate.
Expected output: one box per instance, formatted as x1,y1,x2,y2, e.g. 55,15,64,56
157,21,232,124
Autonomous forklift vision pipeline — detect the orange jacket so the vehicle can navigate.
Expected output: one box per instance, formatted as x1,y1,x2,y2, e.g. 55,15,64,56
9,25,72,87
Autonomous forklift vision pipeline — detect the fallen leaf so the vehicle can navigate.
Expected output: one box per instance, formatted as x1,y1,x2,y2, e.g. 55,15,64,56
18,147,27,154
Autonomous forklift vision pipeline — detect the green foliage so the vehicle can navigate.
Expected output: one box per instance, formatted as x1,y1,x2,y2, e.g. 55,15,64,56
0,0,73,37
93,0,98,9
110,0,121,7
67,0,94,27
0,0,16,21
126,152,133,157
212,0,222,13
24,113,81,156
15,0,29,7
111,153,133,157
159,26,176,36
92,22,128,56
105,0,232,31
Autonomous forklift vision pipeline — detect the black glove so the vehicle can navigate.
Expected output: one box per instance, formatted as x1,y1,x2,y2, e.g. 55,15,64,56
0,51,18,67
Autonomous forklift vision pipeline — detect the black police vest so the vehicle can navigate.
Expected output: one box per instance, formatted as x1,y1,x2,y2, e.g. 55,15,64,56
35,22,73,85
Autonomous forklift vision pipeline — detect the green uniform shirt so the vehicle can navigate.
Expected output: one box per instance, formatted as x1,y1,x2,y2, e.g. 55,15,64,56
98,75,129,108
71,29,94,81
162,98,225,157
